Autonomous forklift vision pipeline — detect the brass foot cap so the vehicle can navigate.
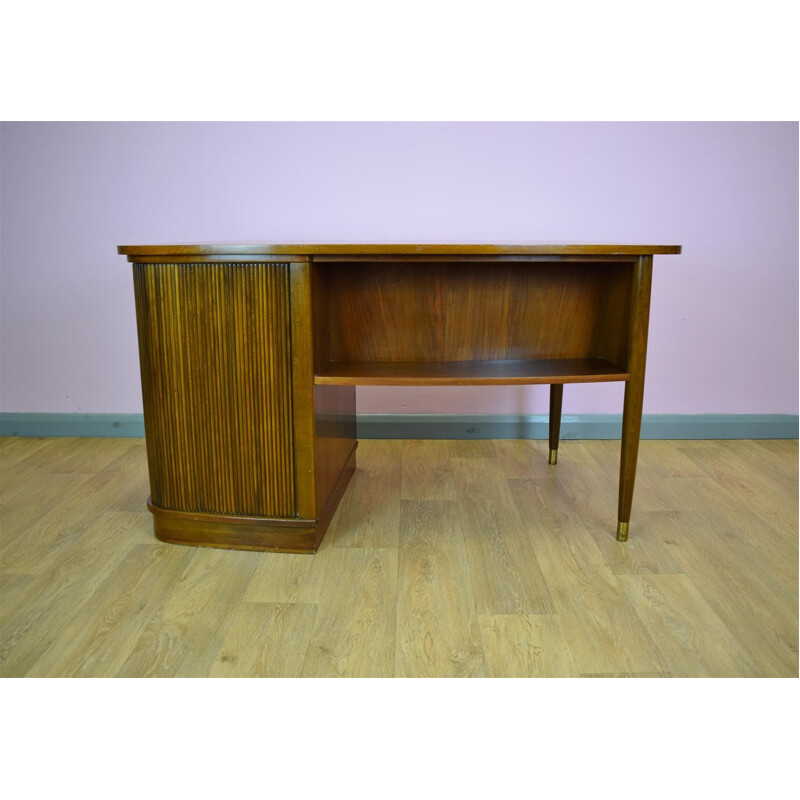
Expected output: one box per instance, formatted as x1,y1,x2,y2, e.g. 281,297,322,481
548,449,558,465
616,521,629,542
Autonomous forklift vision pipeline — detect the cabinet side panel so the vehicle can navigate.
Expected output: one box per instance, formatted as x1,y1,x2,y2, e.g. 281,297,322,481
593,263,633,368
132,262,296,518
315,384,357,515
289,261,317,519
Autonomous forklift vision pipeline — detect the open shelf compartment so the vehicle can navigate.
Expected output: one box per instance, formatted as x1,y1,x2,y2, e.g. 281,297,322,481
311,259,634,388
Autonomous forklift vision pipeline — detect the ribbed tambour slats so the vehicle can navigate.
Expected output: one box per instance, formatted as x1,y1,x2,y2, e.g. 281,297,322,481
132,262,296,518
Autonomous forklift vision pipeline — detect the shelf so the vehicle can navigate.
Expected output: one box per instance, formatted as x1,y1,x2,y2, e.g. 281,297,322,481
314,358,629,386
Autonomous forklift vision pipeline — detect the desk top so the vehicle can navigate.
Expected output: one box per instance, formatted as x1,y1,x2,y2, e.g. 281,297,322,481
119,243,681,259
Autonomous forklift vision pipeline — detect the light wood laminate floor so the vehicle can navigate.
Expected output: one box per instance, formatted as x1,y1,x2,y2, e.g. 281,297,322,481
1,436,797,677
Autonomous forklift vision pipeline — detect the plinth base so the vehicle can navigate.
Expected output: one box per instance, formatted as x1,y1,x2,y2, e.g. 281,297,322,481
148,448,356,553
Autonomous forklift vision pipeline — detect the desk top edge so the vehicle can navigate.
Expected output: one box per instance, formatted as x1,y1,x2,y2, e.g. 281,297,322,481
118,243,682,257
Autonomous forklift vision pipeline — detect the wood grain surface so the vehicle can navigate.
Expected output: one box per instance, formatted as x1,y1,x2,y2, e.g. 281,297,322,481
315,358,629,385
133,262,296,518
315,261,633,369
1,436,795,677
118,243,682,258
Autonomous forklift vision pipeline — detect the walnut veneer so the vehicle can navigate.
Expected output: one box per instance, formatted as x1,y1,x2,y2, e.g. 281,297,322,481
119,243,681,551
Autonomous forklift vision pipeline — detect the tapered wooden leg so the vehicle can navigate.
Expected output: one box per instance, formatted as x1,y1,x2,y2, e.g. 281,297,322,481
617,380,645,540
548,384,563,464
617,255,653,541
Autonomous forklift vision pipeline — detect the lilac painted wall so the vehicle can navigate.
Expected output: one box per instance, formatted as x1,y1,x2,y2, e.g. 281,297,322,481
1,122,797,415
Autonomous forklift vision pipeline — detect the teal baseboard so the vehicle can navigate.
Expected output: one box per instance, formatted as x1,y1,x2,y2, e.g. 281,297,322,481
356,413,799,439
0,413,146,438
1,412,797,440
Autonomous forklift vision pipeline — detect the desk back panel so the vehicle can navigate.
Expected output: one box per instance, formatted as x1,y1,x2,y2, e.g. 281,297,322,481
314,260,633,368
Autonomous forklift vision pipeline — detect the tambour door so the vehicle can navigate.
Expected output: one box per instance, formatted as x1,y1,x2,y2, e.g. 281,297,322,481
132,261,297,519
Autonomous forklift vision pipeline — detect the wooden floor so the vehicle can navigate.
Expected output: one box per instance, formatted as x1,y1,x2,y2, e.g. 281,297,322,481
0,436,796,677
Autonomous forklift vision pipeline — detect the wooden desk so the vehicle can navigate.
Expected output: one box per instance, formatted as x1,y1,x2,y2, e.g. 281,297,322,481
119,243,681,552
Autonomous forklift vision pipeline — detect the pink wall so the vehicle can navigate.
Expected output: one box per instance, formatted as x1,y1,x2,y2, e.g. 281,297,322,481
1,122,797,415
